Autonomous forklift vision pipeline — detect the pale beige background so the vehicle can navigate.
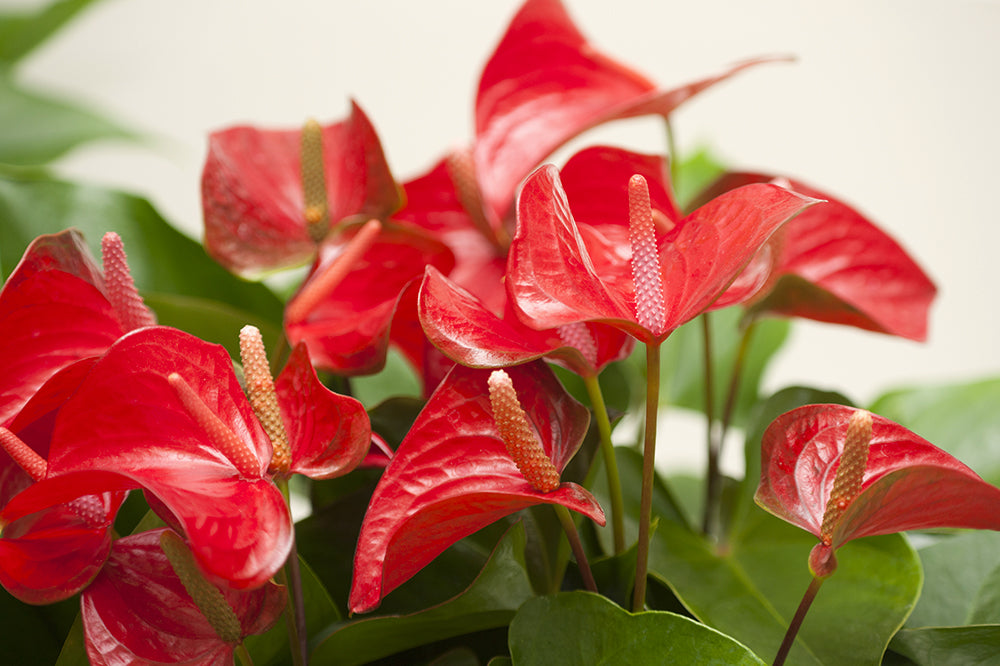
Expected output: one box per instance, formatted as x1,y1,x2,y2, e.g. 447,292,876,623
13,0,1000,473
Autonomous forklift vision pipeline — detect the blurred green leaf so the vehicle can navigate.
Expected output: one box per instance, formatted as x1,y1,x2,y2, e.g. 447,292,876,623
660,308,791,429
0,174,284,351
508,591,764,665
673,147,727,212
311,523,533,666
3,588,79,665
0,78,134,166
890,627,1000,666
0,0,103,67
906,531,1000,628
870,378,1000,486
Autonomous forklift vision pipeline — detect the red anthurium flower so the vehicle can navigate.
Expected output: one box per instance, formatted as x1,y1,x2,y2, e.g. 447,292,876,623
696,173,937,341
349,361,604,613
2,327,292,589
283,219,455,375
473,0,783,229
0,229,155,427
201,100,401,277
238,325,372,480
82,528,285,666
755,404,1000,577
419,264,633,378
1,359,126,604
507,159,817,345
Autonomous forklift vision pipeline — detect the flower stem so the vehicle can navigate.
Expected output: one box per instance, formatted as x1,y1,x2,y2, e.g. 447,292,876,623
773,575,825,666
553,504,598,594
235,643,256,666
719,319,758,447
700,314,721,538
582,374,625,554
632,340,662,612
276,478,308,666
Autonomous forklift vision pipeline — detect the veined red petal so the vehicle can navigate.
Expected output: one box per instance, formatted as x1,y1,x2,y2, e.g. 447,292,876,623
755,404,1000,549
349,362,601,613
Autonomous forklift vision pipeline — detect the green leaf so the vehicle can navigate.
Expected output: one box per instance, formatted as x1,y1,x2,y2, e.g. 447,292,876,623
906,531,1000,628
352,348,422,407
0,77,134,166
508,591,765,665
243,557,340,666
673,148,727,212
890,627,1000,666
311,522,534,666
649,510,921,666
2,588,79,665
0,174,284,350
659,308,791,429
0,0,103,67
870,378,1000,486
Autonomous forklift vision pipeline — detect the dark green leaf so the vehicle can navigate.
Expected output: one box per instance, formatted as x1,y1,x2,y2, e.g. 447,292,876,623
2,588,79,664
0,0,103,67
649,510,921,666
659,308,791,429
890,627,1000,666
311,522,534,666
906,531,1000,628
0,77,134,166
870,378,1000,486
243,557,340,666
508,591,765,665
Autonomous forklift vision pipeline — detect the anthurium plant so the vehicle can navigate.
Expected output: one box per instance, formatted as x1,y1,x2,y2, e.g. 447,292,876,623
2,1,998,664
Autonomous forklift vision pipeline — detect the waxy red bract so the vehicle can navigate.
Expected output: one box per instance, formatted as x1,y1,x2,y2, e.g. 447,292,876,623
0,230,125,427
2,327,292,589
82,529,286,666
201,100,401,277
274,341,372,479
755,404,1000,549
697,173,937,341
349,361,603,613
507,159,816,344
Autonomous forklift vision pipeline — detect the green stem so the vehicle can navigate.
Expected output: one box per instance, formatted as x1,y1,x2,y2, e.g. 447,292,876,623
276,478,308,666
773,575,825,666
664,119,679,190
700,314,722,538
632,341,662,612
719,318,758,445
582,374,625,554
235,643,256,666
554,504,598,594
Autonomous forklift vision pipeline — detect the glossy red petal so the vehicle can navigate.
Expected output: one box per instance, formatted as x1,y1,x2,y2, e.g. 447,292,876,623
509,163,815,343
4,327,292,589
475,0,781,223
396,157,509,315
202,100,401,277
0,504,116,605
0,230,123,426
706,173,937,340
509,165,637,334
756,404,1000,549
82,529,285,666
275,343,371,479
420,266,631,377
285,222,454,375
349,362,602,613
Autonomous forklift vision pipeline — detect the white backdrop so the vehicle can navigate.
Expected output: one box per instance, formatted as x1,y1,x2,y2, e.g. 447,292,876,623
15,0,1000,468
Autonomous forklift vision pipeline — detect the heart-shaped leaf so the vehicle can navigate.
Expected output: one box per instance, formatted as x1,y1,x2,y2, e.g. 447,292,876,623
508,590,765,664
